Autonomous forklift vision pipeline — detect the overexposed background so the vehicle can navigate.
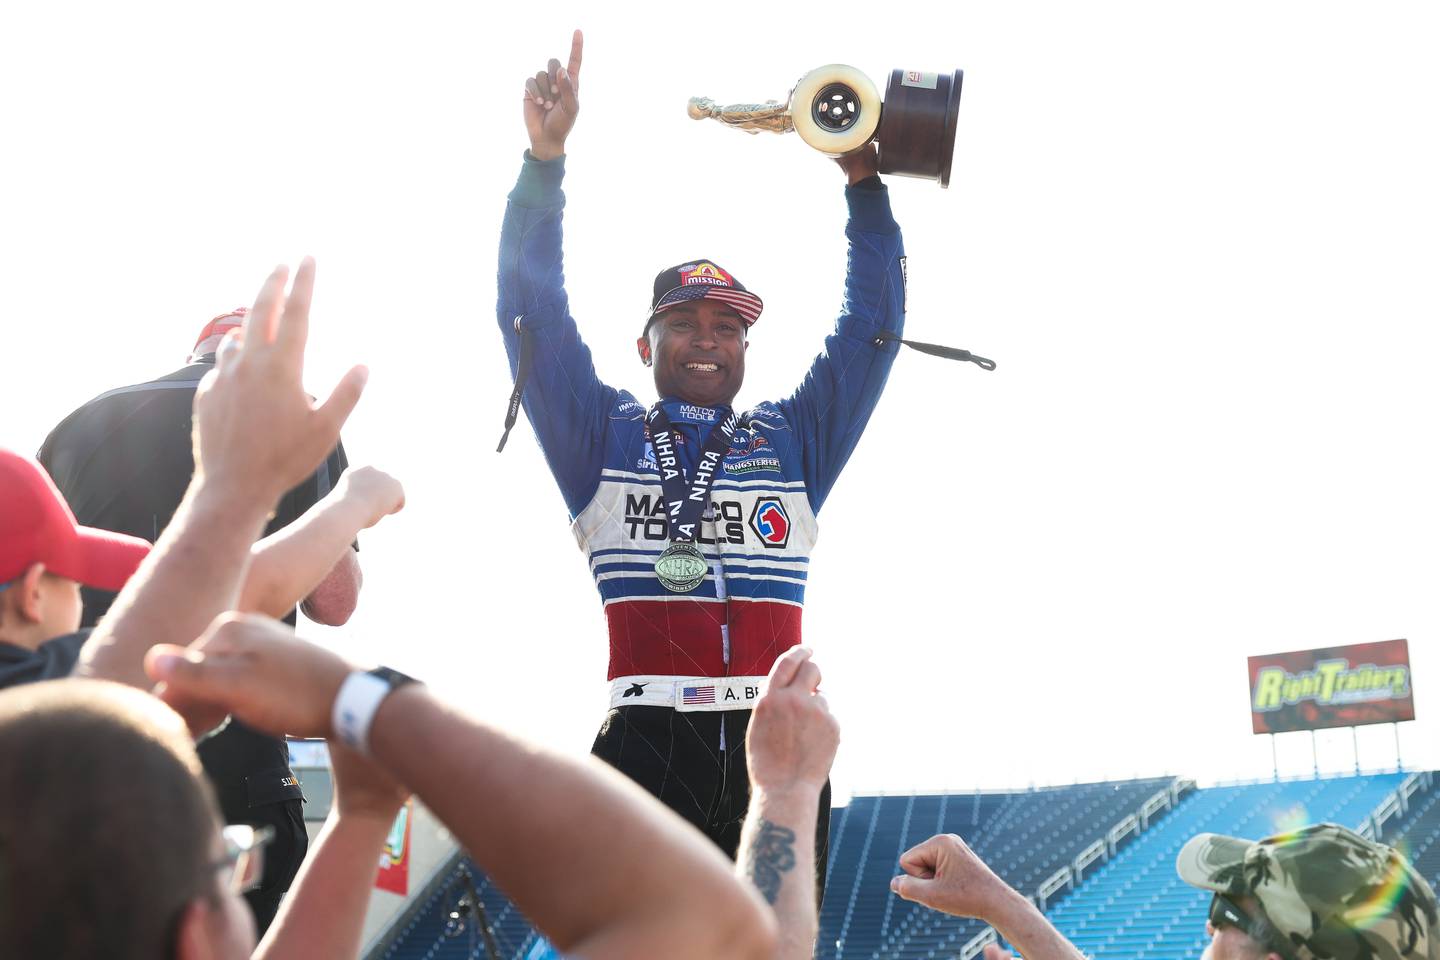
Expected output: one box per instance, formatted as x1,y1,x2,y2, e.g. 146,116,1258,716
3,0,1437,798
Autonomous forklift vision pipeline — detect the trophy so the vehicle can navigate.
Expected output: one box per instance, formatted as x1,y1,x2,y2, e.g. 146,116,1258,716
688,64,963,187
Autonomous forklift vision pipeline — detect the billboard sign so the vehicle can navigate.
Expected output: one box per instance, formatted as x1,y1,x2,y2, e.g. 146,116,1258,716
1249,639,1415,734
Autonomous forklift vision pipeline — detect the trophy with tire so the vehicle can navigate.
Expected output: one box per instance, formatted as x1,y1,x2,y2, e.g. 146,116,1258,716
688,64,963,187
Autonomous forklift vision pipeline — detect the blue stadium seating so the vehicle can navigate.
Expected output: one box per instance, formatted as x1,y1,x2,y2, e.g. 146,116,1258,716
1378,773,1440,891
818,778,1176,959
1045,772,1407,960
372,772,1431,960
375,856,540,960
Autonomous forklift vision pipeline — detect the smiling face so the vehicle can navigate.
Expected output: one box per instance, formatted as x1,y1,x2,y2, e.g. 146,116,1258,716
637,299,748,407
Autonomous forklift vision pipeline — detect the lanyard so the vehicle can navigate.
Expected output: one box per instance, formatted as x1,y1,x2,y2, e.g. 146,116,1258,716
645,404,740,543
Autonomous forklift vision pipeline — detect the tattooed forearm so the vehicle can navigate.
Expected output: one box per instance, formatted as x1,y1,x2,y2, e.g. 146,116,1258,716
746,818,798,905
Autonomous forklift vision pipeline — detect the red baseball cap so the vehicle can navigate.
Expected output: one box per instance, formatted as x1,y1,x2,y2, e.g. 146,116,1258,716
0,450,151,591
194,307,248,352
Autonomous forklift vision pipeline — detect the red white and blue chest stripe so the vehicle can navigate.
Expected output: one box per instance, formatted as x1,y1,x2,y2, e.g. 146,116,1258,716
574,398,817,680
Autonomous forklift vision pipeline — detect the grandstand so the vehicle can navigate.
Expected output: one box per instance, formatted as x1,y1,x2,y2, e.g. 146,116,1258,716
819,777,1179,959
1044,772,1408,960
368,771,1439,960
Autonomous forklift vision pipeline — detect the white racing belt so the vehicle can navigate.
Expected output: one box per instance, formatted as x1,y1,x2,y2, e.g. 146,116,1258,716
608,675,768,712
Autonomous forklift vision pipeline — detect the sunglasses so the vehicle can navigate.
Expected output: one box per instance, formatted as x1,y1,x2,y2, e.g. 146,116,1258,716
212,824,275,895
1209,893,1298,960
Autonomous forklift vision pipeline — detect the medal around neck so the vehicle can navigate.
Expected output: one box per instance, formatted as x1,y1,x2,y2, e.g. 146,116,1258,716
655,541,708,593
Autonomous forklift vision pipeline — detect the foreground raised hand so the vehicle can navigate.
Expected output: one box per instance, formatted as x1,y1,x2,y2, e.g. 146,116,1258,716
737,646,840,960
78,259,368,690
892,833,1086,960
193,259,368,507
147,617,778,960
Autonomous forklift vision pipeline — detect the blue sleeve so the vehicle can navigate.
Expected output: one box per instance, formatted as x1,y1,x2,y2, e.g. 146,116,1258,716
779,182,906,513
498,152,617,518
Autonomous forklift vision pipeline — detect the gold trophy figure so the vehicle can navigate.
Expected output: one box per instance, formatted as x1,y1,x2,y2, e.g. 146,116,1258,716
688,64,964,187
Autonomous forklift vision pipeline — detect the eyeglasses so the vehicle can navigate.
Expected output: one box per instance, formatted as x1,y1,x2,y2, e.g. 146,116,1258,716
1208,893,1298,960
211,825,275,895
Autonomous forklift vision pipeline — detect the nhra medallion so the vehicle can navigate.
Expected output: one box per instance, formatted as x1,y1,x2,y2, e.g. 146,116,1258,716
655,542,708,593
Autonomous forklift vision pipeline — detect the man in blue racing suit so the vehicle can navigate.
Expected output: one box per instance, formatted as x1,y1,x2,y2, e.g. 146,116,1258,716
498,32,906,904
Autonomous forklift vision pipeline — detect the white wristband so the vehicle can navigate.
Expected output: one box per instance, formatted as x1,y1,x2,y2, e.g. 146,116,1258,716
331,671,392,754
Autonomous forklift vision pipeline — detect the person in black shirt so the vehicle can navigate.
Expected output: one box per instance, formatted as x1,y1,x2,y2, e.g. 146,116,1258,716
36,308,364,934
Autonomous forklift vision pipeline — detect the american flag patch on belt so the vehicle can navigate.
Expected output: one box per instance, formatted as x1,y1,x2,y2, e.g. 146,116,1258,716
681,685,716,705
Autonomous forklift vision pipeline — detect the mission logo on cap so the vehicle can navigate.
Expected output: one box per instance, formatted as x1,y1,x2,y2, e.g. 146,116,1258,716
645,259,764,330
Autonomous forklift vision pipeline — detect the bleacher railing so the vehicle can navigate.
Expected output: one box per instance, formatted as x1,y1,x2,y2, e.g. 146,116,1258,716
960,926,998,960
961,776,1196,953
1359,770,1433,841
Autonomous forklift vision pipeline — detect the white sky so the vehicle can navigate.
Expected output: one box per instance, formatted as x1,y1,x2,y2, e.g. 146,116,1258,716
3,1,1438,800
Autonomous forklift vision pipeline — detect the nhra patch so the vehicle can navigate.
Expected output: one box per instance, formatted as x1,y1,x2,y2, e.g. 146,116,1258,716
749,498,791,548
680,262,734,287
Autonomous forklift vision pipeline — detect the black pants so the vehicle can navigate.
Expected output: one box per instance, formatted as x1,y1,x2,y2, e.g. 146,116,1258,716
591,705,831,905
238,798,308,934
198,721,308,937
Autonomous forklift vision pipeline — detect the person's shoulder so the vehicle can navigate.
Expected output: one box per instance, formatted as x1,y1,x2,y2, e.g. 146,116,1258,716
59,363,207,421
0,629,91,687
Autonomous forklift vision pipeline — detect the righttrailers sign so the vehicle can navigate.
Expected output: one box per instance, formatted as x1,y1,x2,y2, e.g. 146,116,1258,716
1249,640,1415,734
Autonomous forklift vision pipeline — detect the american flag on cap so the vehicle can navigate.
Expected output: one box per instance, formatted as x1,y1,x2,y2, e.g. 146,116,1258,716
647,259,764,329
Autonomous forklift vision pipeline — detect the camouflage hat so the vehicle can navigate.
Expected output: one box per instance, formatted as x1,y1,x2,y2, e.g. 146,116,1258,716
1177,823,1438,960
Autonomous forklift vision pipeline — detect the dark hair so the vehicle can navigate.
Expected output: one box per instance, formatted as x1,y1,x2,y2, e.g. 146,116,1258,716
0,679,221,960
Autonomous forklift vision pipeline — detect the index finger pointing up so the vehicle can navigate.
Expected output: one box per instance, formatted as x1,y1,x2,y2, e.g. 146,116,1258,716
567,29,583,90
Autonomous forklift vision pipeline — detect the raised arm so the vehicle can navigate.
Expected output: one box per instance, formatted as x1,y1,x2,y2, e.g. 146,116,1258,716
891,833,1088,960
737,647,840,959
779,141,907,513
239,466,404,621
497,29,619,517
147,617,779,960
255,742,409,960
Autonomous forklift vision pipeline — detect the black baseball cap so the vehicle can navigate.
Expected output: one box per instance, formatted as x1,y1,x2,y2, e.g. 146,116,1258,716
643,260,764,333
